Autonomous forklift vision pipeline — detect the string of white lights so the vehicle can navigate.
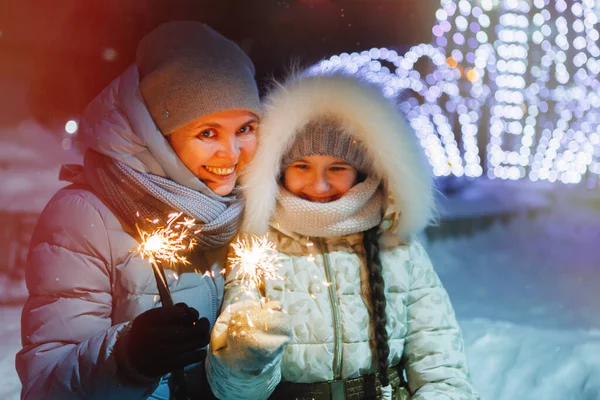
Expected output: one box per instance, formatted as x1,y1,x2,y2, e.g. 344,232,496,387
529,0,554,183
309,0,600,186
582,0,600,184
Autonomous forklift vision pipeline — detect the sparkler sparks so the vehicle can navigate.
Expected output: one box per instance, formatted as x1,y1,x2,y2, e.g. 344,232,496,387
135,212,198,308
136,212,197,267
229,236,281,293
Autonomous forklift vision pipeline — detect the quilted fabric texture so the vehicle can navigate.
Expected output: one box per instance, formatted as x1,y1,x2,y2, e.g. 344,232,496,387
208,230,480,400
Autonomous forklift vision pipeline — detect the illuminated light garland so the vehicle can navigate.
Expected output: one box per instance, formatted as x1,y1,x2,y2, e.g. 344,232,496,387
309,0,600,186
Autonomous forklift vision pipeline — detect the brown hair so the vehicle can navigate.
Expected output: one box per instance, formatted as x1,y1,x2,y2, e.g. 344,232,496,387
363,225,390,386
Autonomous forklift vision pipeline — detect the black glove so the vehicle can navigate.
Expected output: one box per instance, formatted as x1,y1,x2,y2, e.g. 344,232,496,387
116,303,211,381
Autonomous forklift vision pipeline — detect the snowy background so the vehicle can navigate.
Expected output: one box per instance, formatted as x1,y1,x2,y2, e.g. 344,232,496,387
1,122,599,400
0,120,79,399
431,203,600,400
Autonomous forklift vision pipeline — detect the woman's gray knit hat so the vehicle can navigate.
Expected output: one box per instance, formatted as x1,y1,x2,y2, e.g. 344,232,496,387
281,118,370,173
136,21,261,135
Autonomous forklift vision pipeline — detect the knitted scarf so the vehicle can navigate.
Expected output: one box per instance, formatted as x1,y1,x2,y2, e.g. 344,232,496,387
273,176,383,238
66,150,244,250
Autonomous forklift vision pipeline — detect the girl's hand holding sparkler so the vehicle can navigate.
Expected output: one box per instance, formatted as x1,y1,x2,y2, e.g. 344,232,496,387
115,303,211,382
207,235,291,378
210,299,292,374
205,236,291,397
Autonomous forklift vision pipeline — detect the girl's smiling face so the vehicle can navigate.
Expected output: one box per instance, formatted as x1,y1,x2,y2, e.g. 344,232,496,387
283,155,359,202
168,109,259,196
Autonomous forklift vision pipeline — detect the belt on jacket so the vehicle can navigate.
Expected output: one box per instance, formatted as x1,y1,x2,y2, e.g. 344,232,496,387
269,365,406,400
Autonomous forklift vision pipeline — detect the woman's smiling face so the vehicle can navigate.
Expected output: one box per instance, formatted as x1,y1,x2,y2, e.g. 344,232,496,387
168,109,259,196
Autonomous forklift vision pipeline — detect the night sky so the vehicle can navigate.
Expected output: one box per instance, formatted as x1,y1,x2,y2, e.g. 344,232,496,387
0,0,436,128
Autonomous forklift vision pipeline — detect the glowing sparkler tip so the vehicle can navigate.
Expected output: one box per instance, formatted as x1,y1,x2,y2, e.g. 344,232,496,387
136,212,196,267
228,235,281,292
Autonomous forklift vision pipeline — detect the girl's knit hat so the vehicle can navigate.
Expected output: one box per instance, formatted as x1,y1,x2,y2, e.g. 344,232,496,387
281,117,370,173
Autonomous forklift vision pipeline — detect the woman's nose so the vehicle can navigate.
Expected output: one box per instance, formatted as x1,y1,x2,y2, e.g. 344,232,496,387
215,137,240,162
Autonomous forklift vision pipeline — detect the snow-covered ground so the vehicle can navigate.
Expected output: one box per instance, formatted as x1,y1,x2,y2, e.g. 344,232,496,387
429,201,600,400
1,305,23,400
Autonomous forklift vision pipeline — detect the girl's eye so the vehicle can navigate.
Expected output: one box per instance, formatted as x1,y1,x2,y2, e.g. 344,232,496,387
199,129,216,138
238,124,256,134
330,166,349,172
294,164,309,170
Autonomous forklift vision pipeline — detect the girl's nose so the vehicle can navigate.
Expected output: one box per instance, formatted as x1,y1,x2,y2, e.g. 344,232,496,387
311,172,331,193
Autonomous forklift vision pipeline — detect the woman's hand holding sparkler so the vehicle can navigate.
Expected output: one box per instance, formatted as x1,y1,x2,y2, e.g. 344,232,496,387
115,303,211,382
133,212,201,399
210,299,293,374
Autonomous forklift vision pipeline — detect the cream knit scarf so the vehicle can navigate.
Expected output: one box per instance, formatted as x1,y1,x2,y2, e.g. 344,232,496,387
273,176,383,238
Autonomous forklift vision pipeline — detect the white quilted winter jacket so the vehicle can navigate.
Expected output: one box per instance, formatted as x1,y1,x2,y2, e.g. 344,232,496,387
209,230,479,400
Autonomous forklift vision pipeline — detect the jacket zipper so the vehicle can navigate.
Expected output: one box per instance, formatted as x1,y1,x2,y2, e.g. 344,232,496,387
318,238,343,381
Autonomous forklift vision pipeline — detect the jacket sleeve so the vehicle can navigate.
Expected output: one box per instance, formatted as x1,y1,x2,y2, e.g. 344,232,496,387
15,192,158,400
205,246,283,400
402,240,480,400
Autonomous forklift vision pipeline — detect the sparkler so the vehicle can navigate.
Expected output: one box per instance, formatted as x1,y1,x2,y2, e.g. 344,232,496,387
228,235,281,298
136,212,196,306
227,235,283,336
136,212,197,400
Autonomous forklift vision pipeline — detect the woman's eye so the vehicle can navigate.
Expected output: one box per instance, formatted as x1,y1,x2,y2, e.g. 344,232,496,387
199,129,216,138
238,124,256,134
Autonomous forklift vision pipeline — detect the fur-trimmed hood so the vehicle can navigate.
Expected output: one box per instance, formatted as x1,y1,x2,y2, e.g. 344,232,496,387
241,73,436,239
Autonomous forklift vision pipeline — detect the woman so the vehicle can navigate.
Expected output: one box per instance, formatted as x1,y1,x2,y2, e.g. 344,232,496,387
206,73,480,399
16,21,261,399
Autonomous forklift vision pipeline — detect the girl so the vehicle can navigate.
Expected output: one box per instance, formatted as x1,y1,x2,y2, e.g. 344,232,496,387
206,73,480,400
16,21,261,399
